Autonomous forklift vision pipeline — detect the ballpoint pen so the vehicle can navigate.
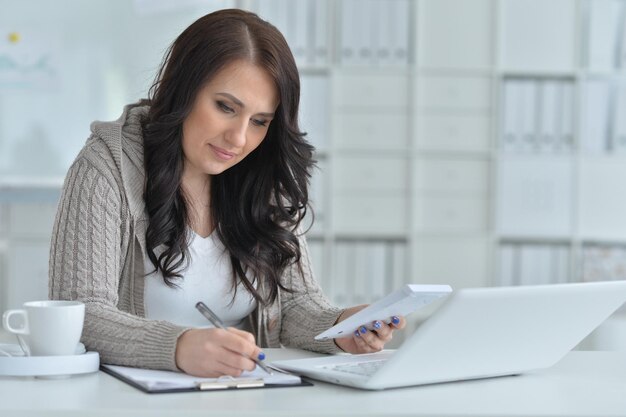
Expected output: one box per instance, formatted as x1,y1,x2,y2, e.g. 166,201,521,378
195,301,273,375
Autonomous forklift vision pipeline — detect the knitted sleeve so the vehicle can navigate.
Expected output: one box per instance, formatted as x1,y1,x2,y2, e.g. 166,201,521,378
279,230,345,353
48,142,187,371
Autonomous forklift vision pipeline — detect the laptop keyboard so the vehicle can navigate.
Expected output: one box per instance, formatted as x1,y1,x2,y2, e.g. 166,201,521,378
320,359,387,377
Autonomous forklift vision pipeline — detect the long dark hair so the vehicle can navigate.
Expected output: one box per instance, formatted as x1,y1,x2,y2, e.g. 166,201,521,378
142,9,314,304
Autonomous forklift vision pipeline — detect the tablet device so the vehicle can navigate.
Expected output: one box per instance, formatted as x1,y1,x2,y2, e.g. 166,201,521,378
315,284,453,340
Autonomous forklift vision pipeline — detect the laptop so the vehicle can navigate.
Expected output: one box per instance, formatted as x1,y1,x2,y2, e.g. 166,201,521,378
272,281,626,390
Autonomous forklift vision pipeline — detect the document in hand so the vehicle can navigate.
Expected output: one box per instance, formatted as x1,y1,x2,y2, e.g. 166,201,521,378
315,284,453,340
101,363,308,393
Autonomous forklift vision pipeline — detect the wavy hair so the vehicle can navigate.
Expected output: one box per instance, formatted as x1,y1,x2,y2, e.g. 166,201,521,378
142,9,314,304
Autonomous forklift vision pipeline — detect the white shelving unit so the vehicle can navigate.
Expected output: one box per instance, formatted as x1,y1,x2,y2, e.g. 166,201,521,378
412,0,494,292
494,0,626,291
251,0,495,308
245,0,417,308
261,0,626,308
3,1,626,334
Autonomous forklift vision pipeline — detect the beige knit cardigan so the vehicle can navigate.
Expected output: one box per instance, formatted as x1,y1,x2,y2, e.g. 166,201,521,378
49,103,343,371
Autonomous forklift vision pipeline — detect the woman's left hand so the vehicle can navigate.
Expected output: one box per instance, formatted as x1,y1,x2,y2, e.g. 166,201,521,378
333,304,406,354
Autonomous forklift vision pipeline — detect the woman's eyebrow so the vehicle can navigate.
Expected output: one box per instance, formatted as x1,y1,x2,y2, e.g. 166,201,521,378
216,92,275,117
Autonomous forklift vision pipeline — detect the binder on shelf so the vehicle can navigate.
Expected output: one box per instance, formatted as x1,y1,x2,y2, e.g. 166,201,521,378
498,244,517,286
271,0,289,39
501,79,522,152
338,0,408,68
339,0,357,65
518,245,540,286
300,74,330,150
354,0,373,66
391,242,407,291
582,79,611,153
612,79,626,154
352,242,369,304
307,157,326,233
307,239,325,287
312,0,329,66
367,242,388,302
539,81,559,154
333,242,354,307
390,0,410,67
374,0,393,67
289,0,310,66
586,0,624,71
552,245,570,284
520,80,538,153
558,81,575,152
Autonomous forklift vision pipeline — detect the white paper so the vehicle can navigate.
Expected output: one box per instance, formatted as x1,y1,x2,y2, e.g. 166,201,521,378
103,363,301,390
315,284,453,340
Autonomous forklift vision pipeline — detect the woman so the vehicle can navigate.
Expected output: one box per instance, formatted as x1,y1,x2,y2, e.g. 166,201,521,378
49,9,404,377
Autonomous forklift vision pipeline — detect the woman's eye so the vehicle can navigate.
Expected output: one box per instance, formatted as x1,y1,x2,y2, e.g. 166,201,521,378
252,118,268,127
217,101,234,113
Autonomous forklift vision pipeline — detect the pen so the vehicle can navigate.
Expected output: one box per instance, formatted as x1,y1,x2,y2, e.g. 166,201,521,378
195,301,273,375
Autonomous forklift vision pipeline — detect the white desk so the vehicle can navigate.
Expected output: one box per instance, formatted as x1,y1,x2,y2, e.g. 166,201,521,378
1,349,625,417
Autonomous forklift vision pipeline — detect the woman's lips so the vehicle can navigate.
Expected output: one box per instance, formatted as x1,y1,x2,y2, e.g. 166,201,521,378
209,144,236,161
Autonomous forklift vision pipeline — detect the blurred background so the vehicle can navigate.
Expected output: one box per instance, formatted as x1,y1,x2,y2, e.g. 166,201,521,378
2,0,626,347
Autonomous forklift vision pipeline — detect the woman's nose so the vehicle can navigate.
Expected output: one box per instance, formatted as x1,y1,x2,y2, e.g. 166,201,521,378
225,120,247,148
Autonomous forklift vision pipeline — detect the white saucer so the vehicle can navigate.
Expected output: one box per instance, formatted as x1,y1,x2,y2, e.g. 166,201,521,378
0,344,99,377
0,343,86,357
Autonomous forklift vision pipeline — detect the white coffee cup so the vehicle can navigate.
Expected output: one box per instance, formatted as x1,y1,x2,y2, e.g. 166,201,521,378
2,300,85,356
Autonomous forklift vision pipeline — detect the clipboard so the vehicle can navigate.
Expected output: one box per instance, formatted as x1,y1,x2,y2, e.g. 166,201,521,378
100,364,313,394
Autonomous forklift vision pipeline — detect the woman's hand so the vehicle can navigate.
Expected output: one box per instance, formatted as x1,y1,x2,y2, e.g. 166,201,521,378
175,327,265,377
333,304,406,354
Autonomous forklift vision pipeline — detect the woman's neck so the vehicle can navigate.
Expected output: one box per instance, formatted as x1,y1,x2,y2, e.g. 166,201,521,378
181,170,213,238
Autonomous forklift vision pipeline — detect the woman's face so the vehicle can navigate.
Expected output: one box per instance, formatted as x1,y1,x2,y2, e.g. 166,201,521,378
181,60,279,179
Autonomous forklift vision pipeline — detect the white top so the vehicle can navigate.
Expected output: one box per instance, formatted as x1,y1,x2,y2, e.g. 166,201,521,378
144,231,257,328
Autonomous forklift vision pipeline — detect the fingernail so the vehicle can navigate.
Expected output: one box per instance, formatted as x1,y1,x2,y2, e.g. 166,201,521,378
258,352,266,361
354,330,361,337
392,316,400,325
360,326,367,334
373,321,381,329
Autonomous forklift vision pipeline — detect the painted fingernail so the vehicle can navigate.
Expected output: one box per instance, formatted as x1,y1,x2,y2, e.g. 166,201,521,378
360,326,367,334
392,316,400,325
258,352,266,361
354,330,361,337
373,321,381,329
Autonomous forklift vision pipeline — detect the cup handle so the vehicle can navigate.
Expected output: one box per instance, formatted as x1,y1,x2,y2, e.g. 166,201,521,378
2,309,29,335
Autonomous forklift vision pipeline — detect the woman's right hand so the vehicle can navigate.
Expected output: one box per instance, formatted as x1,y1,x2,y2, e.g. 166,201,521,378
175,327,265,377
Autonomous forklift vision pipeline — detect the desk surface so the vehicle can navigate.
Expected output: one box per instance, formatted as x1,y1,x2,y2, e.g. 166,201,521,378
1,349,625,417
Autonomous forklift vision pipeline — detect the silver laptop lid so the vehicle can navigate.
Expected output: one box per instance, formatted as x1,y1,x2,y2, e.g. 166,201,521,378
367,281,626,389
